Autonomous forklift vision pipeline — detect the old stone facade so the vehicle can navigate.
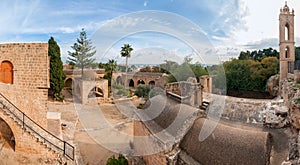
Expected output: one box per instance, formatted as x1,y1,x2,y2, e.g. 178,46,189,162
0,43,49,128
0,43,74,164
113,72,168,88
279,2,295,80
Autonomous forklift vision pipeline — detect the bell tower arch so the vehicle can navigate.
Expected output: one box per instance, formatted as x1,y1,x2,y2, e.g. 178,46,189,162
279,2,295,79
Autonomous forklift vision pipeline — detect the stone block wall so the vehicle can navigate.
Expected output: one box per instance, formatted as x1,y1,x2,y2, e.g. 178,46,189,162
0,43,49,128
207,94,285,124
133,120,167,165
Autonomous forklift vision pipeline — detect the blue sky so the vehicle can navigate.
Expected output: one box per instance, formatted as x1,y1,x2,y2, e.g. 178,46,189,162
1,0,299,64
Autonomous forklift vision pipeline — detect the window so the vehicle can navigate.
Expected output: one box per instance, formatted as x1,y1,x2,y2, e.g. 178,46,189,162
285,24,289,41
0,61,13,84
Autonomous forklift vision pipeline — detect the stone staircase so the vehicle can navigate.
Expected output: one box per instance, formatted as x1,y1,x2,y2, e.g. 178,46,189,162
0,93,74,161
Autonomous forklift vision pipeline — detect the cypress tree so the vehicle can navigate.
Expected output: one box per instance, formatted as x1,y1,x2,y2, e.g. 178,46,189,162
48,37,66,100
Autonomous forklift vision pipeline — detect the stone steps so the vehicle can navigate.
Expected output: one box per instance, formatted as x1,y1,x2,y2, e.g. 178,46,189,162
0,97,73,160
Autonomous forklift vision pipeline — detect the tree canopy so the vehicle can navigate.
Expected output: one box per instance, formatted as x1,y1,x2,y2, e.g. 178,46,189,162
68,28,96,75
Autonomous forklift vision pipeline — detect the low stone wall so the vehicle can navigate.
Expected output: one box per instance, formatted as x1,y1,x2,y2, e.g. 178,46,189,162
206,94,285,124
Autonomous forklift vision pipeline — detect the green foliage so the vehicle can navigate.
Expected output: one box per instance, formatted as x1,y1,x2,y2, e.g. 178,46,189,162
120,44,133,74
134,85,150,98
167,61,208,83
103,59,117,87
106,154,128,165
112,84,123,90
222,57,279,91
238,48,279,61
117,89,129,96
67,28,96,75
48,37,66,101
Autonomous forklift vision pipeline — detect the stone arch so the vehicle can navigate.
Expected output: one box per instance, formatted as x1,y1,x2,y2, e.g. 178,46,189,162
88,86,104,98
0,117,15,151
137,79,145,85
285,23,290,41
0,61,13,84
128,79,134,87
65,78,73,88
116,76,122,85
149,80,155,88
285,46,290,58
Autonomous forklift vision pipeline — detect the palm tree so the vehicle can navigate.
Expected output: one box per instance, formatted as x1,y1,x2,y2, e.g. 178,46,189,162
120,44,133,74
121,44,133,88
104,59,117,86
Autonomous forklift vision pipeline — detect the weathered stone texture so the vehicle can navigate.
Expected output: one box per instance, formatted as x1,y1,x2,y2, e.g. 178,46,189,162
0,43,49,128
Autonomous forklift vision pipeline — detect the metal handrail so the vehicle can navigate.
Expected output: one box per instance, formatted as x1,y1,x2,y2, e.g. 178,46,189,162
0,93,74,160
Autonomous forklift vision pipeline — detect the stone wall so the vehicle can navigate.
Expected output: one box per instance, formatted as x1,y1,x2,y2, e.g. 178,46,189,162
0,43,49,128
205,94,285,124
133,120,167,165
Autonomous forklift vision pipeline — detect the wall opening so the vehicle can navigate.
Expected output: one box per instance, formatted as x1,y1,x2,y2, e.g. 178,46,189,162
88,87,104,98
65,78,73,88
0,118,15,151
285,24,290,41
137,79,145,85
0,61,13,84
128,79,134,87
149,80,155,88
285,46,290,58
116,76,122,85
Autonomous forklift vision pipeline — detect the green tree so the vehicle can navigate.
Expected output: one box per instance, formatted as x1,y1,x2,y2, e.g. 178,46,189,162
106,154,128,165
48,37,66,101
134,84,150,98
120,44,133,74
68,28,96,75
103,59,117,87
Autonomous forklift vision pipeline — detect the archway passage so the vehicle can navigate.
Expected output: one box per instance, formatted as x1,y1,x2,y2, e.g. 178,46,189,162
116,76,122,85
0,61,13,84
129,79,134,87
88,87,104,98
149,80,155,88
285,24,290,41
65,78,73,88
0,118,15,151
285,46,290,58
137,79,145,85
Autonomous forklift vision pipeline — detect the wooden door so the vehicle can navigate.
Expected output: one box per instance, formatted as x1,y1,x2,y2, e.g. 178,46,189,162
1,61,13,84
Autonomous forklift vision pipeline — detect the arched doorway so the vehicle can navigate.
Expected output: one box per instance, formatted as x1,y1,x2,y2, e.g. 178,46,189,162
137,79,145,85
116,76,122,85
88,87,104,98
149,80,155,88
0,118,15,151
128,79,134,87
65,78,73,88
0,61,13,84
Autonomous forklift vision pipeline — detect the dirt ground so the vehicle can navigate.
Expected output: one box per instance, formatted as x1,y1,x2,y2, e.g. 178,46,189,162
47,90,291,165
48,89,140,164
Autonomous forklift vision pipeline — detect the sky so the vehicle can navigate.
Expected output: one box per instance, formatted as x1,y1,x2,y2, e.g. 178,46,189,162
0,0,299,65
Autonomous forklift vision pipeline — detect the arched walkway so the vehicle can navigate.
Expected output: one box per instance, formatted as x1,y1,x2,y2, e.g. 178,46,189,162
88,87,104,98
0,118,15,151
128,79,134,87
116,76,122,85
65,78,73,88
137,79,145,85
149,80,155,88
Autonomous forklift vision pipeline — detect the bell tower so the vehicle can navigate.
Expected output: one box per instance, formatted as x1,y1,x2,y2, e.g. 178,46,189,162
279,2,295,79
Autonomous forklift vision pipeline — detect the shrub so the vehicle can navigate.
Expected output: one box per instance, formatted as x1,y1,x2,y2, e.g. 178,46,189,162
134,85,150,98
106,154,128,165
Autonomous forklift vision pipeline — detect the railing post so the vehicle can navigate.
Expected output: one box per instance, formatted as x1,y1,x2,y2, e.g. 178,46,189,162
22,112,25,128
63,141,66,156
